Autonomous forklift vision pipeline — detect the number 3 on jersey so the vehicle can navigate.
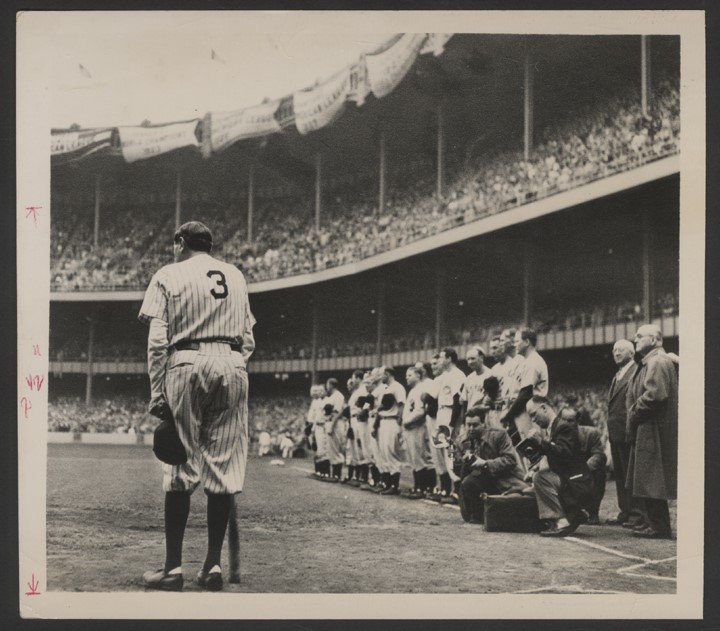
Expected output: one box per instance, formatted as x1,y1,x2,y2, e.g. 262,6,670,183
207,270,228,299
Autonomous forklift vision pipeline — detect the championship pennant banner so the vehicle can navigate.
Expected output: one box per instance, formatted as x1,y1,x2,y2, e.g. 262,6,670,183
365,33,428,99
117,120,201,163
50,128,114,165
209,100,282,154
293,67,351,135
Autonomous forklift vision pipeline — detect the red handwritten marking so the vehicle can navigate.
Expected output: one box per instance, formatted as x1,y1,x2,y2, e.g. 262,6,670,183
20,397,32,419
25,206,41,229
25,574,41,596
32,344,41,356
25,374,44,391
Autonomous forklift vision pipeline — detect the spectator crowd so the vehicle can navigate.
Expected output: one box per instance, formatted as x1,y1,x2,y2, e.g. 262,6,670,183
50,79,679,291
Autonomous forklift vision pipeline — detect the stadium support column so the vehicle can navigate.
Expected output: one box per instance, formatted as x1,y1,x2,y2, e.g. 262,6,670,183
247,164,255,243
311,293,319,384
641,35,652,117
436,103,445,199
641,207,654,322
376,277,386,364
315,152,322,231
378,131,386,215
434,269,445,349
175,170,182,229
85,309,96,406
93,173,101,248
523,235,533,327
523,50,534,161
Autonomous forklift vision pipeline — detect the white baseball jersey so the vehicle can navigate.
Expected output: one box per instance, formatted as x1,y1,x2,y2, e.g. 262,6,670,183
503,354,525,404
139,252,256,361
435,365,466,427
403,382,425,425
518,348,549,397
377,381,406,418
349,384,368,416
461,368,492,410
307,397,325,425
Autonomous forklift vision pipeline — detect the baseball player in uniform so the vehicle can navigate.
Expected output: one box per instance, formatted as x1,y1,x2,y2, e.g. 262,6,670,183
307,385,328,477
364,368,387,491
460,345,493,425
376,366,406,495
501,327,549,441
346,370,368,485
323,378,347,482
434,348,467,501
139,221,255,592
402,366,435,498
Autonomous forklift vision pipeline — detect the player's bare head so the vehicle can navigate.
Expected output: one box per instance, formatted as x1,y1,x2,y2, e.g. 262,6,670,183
515,327,537,357
406,366,423,387
352,369,364,381
382,366,395,383
430,353,442,376
326,377,339,392
346,377,355,391
174,221,213,255
612,339,635,365
490,335,505,361
414,361,431,379
526,395,555,429
501,328,517,353
634,324,663,356
440,347,458,367
466,346,486,371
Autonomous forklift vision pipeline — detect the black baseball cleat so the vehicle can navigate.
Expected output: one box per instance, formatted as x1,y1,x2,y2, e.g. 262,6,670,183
196,566,223,591
228,570,241,584
142,568,183,591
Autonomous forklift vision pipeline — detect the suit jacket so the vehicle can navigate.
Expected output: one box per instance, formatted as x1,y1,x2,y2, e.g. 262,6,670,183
625,347,678,500
455,426,525,492
607,363,637,443
539,417,590,480
578,425,607,472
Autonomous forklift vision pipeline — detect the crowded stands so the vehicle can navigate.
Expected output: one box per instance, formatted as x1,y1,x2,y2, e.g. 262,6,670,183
50,78,679,291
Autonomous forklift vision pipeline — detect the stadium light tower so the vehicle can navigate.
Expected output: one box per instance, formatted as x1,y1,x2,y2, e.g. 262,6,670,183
174,170,182,229
315,152,322,231
436,104,445,199
378,131,386,215
247,164,255,243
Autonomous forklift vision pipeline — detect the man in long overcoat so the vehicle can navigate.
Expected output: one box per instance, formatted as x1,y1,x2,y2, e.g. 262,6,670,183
625,324,678,539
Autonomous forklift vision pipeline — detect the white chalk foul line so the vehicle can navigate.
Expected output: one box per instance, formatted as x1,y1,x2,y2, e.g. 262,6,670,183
513,584,627,594
564,536,651,563
564,538,677,583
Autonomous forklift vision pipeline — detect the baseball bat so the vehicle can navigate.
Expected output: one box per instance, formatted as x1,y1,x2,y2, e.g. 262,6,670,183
227,496,240,583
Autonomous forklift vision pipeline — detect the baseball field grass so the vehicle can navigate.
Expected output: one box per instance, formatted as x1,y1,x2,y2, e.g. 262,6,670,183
47,443,676,594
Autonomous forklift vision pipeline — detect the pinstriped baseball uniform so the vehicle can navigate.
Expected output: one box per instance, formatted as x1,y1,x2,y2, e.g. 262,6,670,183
323,389,347,466
348,384,368,465
139,253,255,495
402,381,433,472
377,380,406,475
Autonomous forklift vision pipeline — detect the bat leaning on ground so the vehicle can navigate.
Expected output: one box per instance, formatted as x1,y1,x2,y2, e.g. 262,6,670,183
227,496,241,583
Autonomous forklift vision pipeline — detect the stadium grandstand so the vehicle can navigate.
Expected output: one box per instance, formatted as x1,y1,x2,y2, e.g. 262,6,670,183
48,33,680,451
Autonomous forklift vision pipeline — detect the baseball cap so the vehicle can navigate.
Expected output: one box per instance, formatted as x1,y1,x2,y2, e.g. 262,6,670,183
174,221,213,251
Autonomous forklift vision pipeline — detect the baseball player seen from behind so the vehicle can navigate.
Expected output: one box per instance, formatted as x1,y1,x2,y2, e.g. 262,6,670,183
138,221,256,592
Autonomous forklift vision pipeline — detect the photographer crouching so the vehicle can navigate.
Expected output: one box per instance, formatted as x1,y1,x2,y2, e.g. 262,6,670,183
456,407,526,524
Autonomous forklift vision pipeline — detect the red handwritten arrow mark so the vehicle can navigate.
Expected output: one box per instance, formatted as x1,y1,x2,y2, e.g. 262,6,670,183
25,574,41,596
25,206,41,229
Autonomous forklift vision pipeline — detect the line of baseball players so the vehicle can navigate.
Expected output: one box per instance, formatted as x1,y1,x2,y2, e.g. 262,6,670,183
303,324,678,539
304,327,541,499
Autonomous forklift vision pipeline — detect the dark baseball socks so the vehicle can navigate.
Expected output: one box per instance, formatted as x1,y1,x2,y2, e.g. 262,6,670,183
164,491,190,573
204,492,233,573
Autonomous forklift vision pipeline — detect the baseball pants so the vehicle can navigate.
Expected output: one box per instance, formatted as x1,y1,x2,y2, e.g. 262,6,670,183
425,416,448,475
354,418,372,466
325,419,347,466
403,423,433,472
349,416,367,465
163,344,249,495
378,418,404,475
314,423,329,462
